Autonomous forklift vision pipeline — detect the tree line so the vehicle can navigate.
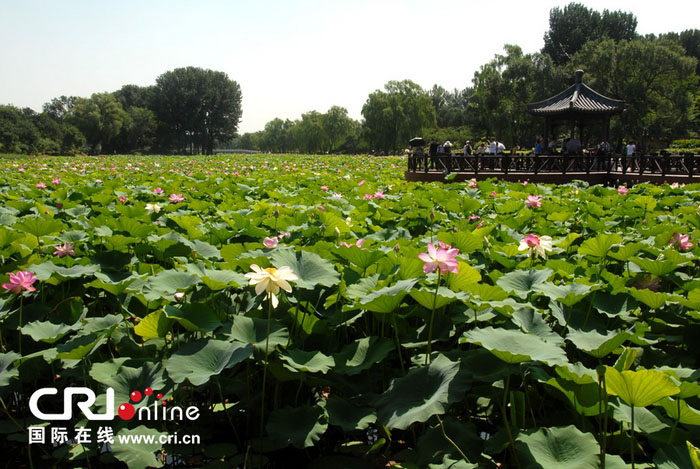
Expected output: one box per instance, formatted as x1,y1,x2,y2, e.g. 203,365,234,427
1,3,699,156
0,66,242,155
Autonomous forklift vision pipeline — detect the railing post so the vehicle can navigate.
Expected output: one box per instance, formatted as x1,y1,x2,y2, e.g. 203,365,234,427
639,155,644,176
474,154,479,175
622,154,627,175
534,154,539,175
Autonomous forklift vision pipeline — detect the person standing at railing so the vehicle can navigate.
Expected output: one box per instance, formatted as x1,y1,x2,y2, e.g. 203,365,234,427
626,140,636,156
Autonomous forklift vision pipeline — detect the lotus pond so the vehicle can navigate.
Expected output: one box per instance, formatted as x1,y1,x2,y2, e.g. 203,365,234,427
1,154,700,468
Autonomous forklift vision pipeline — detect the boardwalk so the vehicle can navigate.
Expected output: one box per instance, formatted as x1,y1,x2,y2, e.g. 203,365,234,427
405,152,700,185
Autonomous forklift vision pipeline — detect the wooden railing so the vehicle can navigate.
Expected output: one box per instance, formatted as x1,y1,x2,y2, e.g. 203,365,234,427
407,152,700,178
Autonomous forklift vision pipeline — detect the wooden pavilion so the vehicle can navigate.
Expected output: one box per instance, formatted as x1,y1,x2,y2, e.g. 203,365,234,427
527,70,627,150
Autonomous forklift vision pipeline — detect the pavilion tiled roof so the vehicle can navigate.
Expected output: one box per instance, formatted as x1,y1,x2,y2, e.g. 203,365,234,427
527,70,627,116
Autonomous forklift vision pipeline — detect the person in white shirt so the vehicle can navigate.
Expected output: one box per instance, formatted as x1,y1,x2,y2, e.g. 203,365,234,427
489,139,497,155
626,141,636,156
497,141,506,154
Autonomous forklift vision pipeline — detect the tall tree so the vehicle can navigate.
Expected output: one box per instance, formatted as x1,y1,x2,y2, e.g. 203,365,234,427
361,80,435,154
321,106,353,153
543,3,637,65
67,93,128,153
572,38,698,147
153,67,242,154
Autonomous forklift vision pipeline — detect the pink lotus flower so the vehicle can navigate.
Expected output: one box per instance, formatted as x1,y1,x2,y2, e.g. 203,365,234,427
54,242,75,258
36,182,46,189
522,180,529,186
317,205,325,211
490,191,497,197
468,179,478,189
339,238,365,249
363,194,373,200
518,234,553,259
469,215,481,220
526,195,542,208
373,191,386,200
118,196,127,203
358,180,365,186
618,186,628,195
52,176,61,185
153,187,164,195
169,193,185,203
670,233,694,251
418,242,460,275
320,185,329,191
263,237,279,249
2,271,38,293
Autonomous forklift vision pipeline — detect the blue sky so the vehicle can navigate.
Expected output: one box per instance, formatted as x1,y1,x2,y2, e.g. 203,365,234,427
1,0,698,133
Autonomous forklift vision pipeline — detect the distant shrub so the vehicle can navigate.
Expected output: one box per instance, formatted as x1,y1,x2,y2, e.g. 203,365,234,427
670,139,700,149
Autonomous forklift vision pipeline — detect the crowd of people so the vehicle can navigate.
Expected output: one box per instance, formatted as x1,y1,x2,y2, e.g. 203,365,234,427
410,136,640,165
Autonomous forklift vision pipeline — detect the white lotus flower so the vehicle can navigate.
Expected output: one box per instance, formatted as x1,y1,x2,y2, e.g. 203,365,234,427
244,265,298,308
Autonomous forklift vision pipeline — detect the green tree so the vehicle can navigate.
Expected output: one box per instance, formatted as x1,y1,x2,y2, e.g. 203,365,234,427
0,105,40,153
361,80,436,154
68,93,128,153
153,67,242,154
321,106,354,153
469,45,569,147
543,3,637,65
293,112,324,153
572,38,698,148
260,118,295,153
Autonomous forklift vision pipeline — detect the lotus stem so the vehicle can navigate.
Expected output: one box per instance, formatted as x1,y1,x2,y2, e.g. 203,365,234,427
426,270,441,365
259,296,273,462
436,414,470,463
18,296,23,356
630,404,635,469
391,312,406,376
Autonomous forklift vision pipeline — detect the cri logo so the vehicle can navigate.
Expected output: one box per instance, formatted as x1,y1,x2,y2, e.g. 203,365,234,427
29,387,169,421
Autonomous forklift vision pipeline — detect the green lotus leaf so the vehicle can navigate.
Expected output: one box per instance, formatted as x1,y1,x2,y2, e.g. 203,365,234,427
463,326,568,366
21,320,76,343
271,248,340,290
134,310,173,340
279,348,335,374
496,269,553,298
657,397,700,425
604,367,680,407
266,405,328,448
164,304,221,332
359,278,418,313
333,245,385,270
410,286,463,310
654,445,694,469
228,315,289,355
165,338,252,386
111,425,166,469
566,329,630,358
374,354,469,430
55,333,106,360
515,425,600,468
577,233,622,259
14,217,65,238
0,351,21,387
325,396,376,431
533,282,591,306
333,336,394,375
446,261,482,292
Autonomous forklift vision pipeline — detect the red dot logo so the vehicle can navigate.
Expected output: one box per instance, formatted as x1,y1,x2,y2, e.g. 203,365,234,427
130,390,142,402
118,403,135,420
144,387,153,396
162,401,167,406
156,393,163,400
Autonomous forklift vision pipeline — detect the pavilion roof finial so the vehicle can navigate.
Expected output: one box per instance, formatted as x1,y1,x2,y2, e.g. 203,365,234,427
575,69,584,84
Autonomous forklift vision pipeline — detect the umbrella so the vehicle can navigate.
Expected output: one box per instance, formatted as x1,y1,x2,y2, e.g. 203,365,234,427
409,137,425,147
